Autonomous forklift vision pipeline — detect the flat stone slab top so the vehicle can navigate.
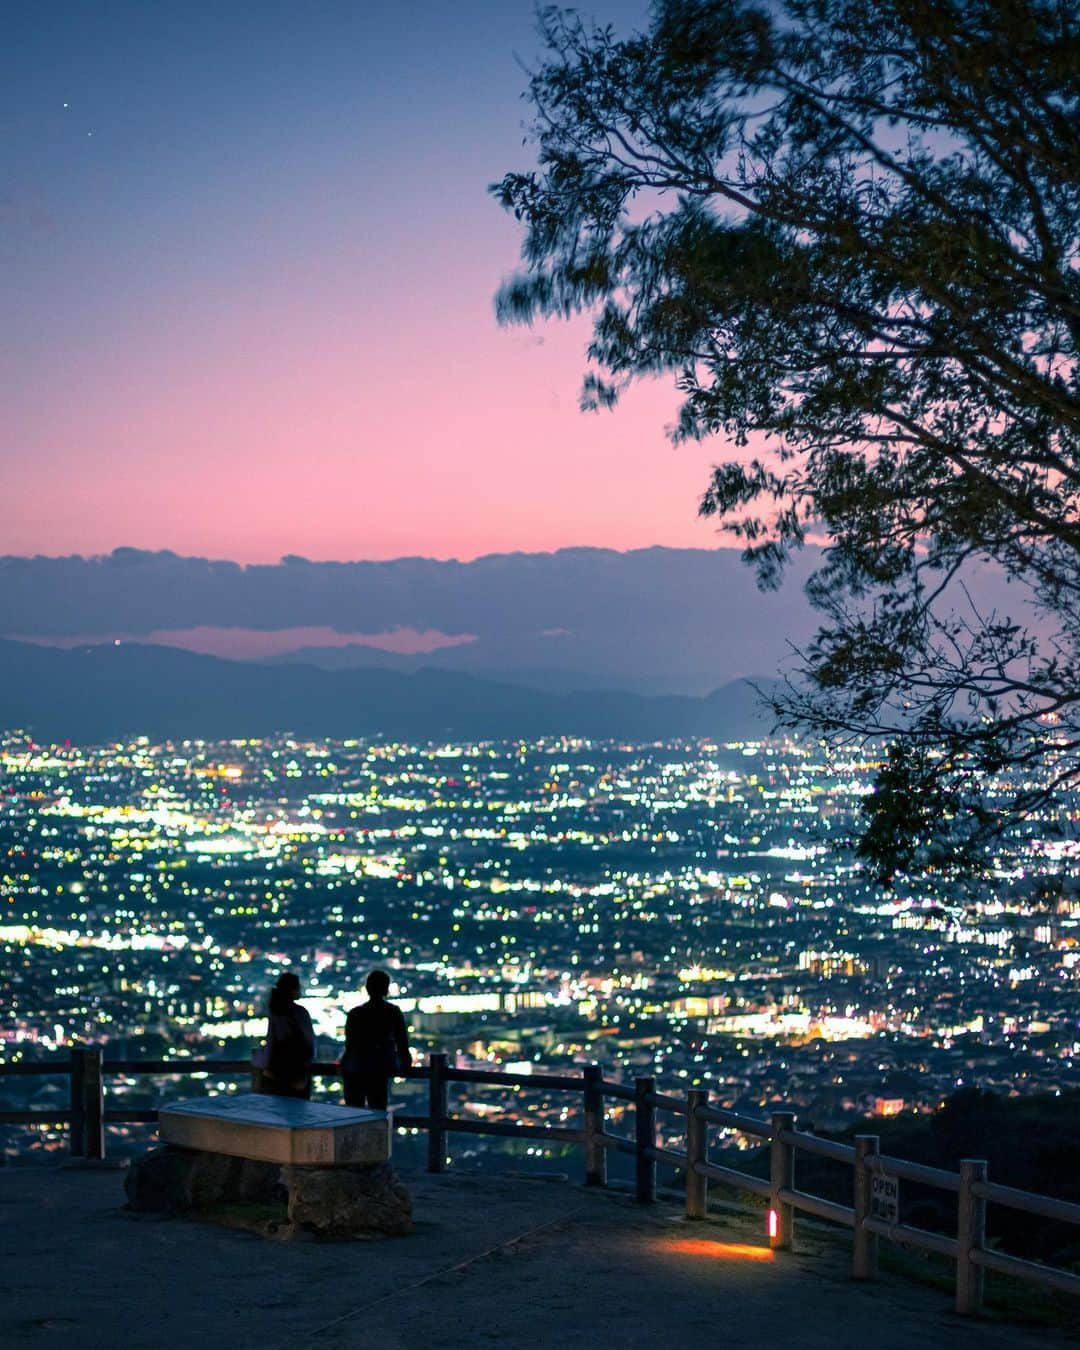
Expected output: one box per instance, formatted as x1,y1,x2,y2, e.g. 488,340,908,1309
158,1093,392,1166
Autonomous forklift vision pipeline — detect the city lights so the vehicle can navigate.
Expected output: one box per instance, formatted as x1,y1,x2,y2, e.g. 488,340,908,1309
2,727,1078,1160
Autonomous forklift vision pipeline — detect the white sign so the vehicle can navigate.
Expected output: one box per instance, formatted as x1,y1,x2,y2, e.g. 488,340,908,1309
870,1172,899,1224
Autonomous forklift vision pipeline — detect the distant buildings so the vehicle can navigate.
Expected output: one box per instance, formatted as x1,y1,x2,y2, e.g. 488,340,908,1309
2,728,1077,1157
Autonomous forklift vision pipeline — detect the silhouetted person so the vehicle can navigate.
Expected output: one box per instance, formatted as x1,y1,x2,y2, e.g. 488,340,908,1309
261,972,315,1099
341,970,411,1110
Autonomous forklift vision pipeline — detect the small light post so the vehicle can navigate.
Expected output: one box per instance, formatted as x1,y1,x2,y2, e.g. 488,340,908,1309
769,1110,796,1250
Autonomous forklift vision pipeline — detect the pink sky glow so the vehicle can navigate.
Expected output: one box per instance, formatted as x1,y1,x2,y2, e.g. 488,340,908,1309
2,2,733,566
5,306,723,564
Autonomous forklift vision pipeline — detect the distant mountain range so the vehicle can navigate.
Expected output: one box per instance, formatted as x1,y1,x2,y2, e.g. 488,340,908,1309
0,639,777,744
263,644,728,696
2,546,1036,701
0,545,827,693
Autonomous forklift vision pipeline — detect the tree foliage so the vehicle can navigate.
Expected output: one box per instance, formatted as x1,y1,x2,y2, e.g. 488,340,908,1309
493,0,1080,879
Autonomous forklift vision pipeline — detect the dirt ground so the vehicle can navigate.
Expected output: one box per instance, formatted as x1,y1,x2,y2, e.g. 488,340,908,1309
2,1163,1075,1350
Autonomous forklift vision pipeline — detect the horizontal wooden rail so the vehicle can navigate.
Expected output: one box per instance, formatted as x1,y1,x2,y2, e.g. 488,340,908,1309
971,1247,1080,1297
443,1118,585,1144
0,1109,72,1124
645,1091,688,1115
695,1158,771,1198
863,1217,959,1259
694,1103,771,1137
779,1186,855,1228
644,1144,686,1167
599,1080,635,1101
977,1179,1080,1226
447,1068,583,1092
0,1060,69,1076
596,1133,637,1156
103,1059,250,1075
865,1151,961,1193
781,1128,855,1164
312,1063,428,1079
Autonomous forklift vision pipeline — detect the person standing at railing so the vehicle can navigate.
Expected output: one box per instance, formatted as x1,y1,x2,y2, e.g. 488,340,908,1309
340,970,411,1110
257,972,315,1099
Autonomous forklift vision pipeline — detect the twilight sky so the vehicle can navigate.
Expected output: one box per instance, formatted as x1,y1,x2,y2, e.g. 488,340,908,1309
2,0,732,563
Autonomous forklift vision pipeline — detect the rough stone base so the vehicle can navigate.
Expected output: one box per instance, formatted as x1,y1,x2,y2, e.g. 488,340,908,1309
125,1146,412,1237
124,1144,285,1215
283,1161,413,1237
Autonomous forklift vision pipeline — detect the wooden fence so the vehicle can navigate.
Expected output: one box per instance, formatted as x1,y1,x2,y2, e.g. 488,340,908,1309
3,1047,1080,1316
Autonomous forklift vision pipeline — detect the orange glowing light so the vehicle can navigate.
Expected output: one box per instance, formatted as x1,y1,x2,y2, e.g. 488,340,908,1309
768,1208,779,1239
666,1238,773,1262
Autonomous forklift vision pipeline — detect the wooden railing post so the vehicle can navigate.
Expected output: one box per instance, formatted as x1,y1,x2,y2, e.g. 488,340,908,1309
583,1064,607,1187
69,1046,84,1155
635,1075,656,1204
769,1110,796,1250
69,1045,104,1160
853,1134,880,1280
427,1052,448,1174
685,1088,708,1219
956,1158,987,1315
250,1050,266,1094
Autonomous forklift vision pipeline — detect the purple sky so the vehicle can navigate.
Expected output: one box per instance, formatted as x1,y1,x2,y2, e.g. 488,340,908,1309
2,0,736,563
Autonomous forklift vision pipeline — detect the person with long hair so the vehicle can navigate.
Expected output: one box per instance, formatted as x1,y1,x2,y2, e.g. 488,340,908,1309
260,971,315,1099
340,970,411,1110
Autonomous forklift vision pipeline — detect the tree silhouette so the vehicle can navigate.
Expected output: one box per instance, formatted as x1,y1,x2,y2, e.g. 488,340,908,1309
493,0,1079,877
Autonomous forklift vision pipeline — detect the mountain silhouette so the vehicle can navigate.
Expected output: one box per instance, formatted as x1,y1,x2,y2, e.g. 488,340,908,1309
0,545,827,692
0,639,776,744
